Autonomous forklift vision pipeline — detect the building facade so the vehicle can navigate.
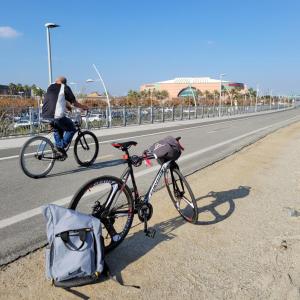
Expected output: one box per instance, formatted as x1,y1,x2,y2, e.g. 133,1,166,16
140,77,244,98
0,85,9,95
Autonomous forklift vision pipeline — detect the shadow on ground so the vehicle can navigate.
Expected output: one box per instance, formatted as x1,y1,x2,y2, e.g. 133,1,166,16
61,185,251,298
46,159,126,178
196,185,251,225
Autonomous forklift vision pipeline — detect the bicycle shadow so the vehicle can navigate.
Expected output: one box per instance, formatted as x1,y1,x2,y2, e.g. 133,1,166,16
105,215,185,286
106,185,251,286
196,185,251,225
61,185,251,296
46,159,126,178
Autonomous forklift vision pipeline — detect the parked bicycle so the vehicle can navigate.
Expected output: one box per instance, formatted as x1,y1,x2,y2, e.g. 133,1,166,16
19,113,99,178
69,137,198,253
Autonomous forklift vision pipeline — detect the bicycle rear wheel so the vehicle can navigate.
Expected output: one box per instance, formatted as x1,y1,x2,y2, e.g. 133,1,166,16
74,131,99,167
19,136,55,178
164,167,198,223
69,176,134,253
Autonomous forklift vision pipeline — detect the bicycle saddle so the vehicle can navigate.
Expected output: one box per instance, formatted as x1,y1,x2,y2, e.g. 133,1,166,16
112,141,137,151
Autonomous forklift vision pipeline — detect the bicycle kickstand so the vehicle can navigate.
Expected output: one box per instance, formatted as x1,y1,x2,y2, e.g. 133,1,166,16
143,217,156,239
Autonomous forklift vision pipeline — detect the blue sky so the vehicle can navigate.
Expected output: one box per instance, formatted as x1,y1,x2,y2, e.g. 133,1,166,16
0,0,299,95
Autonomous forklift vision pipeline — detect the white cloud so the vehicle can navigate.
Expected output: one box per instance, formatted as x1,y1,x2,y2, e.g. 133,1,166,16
0,26,21,38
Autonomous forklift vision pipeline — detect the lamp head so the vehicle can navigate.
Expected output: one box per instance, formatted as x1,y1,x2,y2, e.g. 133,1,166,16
45,23,60,28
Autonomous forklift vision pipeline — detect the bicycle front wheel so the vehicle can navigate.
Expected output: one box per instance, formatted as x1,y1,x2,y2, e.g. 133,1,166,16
19,136,55,178
165,167,198,223
69,176,134,253
74,131,99,167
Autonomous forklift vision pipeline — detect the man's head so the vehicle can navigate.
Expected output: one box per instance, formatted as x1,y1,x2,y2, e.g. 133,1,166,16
55,76,67,84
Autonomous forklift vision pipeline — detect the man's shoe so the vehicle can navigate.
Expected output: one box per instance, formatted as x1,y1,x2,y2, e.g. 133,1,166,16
55,147,68,159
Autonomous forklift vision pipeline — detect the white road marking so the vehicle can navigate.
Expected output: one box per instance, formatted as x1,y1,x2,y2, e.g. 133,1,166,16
96,154,113,161
0,114,286,162
0,115,298,230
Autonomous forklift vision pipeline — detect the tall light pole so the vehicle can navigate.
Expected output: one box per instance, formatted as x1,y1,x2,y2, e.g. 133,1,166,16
86,64,112,127
255,84,259,112
45,23,59,86
219,73,226,117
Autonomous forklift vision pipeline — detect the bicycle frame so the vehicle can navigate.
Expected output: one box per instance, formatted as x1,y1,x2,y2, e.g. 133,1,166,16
37,121,83,160
121,158,174,206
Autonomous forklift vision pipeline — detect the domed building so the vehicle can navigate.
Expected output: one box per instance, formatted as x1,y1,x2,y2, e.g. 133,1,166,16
140,77,244,98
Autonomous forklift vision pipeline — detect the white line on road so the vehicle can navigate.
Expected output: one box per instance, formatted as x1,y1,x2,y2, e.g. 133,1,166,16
0,115,298,230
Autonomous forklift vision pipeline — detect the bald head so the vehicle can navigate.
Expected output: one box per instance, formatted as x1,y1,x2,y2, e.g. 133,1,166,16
55,76,67,84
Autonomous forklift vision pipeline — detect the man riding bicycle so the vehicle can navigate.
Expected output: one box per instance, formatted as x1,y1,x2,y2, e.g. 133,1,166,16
42,76,88,158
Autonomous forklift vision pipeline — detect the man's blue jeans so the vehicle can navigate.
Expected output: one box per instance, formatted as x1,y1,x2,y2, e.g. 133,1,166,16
53,117,76,149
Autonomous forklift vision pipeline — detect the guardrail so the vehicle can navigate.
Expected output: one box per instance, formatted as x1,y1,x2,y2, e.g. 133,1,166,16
0,103,294,138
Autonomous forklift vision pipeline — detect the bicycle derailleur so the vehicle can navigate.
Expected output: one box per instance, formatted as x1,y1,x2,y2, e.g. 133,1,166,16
137,203,156,238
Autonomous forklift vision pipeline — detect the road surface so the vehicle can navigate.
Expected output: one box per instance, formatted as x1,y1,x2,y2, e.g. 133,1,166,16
0,108,299,265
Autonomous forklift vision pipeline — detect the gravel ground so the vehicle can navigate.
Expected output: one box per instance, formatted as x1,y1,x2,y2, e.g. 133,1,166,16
1,121,300,300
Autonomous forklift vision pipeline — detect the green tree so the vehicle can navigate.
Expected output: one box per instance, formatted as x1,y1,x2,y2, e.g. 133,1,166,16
31,85,45,97
8,83,17,95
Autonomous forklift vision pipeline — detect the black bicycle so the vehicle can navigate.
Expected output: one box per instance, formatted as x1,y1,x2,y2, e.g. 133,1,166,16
69,137,198,253
19,114,99,178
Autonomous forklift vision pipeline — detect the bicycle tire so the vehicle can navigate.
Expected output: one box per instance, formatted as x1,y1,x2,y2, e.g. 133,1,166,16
69,175,134,253
73,131,99,167
19,136,55,179
164,167,198,223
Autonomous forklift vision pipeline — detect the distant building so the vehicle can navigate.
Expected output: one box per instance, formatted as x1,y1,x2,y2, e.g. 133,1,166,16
83,92,107,102
0,85,9,95
140,77,244,98
87,92,102,98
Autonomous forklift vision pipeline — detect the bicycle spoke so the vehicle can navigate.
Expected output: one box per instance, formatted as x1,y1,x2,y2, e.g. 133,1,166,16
20,136,55,178
181,196,195,208
165,168,198,223
69,176,134,253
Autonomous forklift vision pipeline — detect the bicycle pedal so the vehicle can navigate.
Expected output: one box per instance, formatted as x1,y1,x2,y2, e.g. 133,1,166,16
145,228,156,238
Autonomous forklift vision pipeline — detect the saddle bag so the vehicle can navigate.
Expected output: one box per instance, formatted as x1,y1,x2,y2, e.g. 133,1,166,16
148,136,182,164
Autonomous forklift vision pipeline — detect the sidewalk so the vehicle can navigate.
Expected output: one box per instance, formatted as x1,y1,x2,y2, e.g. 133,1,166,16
1,117,300,299
0,108,292,150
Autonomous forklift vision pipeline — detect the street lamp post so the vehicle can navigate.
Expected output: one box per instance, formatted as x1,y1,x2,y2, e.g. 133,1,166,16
219,74,226,117
255,85,259,112
86,64,112,127
45,23,59,86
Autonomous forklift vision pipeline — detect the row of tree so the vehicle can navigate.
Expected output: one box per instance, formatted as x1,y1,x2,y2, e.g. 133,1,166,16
81,86,289,108
7,83,45,97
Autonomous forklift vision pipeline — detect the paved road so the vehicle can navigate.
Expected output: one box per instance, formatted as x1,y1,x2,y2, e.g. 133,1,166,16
0,108,299,265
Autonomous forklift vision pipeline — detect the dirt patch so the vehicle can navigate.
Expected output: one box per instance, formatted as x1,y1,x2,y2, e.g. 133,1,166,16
1,122,300,299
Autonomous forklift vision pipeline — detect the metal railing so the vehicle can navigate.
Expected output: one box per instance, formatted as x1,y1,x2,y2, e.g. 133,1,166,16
0,103,294,138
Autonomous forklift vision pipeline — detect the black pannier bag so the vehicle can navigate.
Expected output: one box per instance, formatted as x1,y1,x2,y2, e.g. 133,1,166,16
148,136,182,164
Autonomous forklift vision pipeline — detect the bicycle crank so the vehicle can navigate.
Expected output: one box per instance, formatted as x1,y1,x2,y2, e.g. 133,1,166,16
137,203,153,222
137,203,156,238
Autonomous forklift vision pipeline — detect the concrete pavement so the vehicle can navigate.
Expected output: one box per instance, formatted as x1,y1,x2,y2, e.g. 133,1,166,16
1,116,300,299
0,107,299,265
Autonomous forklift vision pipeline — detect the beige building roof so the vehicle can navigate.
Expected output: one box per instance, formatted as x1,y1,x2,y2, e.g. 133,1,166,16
157,77,228,84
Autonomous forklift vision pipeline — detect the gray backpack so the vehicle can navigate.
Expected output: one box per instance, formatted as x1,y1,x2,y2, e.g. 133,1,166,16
42,204,104,287
148,136,182,164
